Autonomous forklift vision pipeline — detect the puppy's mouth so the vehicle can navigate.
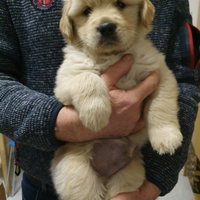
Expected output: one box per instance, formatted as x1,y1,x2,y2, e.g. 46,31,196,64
99,36,119,47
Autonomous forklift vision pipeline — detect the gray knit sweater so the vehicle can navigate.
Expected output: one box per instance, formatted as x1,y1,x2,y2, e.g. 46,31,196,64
0,0,199,196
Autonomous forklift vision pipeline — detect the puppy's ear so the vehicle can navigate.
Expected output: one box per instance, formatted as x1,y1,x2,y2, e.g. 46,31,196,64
140,0,155,28
60,1,74,44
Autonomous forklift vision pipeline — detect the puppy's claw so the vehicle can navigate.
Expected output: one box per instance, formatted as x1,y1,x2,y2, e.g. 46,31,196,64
150,128,183,155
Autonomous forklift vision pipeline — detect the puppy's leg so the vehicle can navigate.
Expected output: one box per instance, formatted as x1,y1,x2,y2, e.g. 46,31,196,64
51,143,106,200
146,68,183,155
56,72,111,132
105,130,148,200
105,152,145,200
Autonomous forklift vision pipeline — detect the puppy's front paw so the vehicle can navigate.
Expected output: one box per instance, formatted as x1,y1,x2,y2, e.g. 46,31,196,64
150,126,183,155
78,97,112,132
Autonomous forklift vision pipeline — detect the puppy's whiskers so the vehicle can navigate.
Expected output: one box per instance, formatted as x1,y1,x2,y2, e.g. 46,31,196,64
119,29,139,45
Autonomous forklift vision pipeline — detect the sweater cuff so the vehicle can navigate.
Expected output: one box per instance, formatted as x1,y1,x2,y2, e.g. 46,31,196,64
146,174,177,196
49,102,65,148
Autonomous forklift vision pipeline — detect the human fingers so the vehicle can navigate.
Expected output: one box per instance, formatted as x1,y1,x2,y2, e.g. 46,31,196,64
130,115,145,134
138,181,161,199
128,71,159,102
110,191,139,200
100,54,133,90
110,181,161,200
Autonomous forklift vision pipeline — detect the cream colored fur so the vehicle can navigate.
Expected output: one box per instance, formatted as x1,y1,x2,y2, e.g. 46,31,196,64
51,0,183,199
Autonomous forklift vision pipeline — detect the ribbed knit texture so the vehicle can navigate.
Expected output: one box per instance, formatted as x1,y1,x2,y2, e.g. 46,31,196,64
0,0,199,196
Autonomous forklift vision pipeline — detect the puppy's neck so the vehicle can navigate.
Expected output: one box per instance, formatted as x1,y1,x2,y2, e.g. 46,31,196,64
72,42,135,65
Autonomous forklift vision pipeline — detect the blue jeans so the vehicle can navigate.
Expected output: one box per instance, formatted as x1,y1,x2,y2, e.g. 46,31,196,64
21,173,59,200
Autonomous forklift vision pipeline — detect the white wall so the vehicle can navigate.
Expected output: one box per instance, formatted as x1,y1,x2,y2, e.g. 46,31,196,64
189,0,200,26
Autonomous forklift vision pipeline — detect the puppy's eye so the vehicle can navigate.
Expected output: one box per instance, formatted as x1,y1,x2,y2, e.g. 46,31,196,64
116,1,126,9
83,7,92,16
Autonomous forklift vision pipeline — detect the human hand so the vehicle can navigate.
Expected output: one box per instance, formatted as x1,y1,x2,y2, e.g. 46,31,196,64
100,55,159,138
55,55,159,142
111,181,161,200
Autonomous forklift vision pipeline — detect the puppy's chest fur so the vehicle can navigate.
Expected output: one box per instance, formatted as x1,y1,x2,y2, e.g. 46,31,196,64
61,38,164,90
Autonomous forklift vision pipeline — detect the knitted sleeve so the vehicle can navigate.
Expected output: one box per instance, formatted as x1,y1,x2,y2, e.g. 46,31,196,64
0,1,63,152
143,0,200,196
142,84,199,196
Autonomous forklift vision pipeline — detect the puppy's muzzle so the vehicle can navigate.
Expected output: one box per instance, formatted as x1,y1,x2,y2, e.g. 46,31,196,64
97,22,118,46
97,22,116,38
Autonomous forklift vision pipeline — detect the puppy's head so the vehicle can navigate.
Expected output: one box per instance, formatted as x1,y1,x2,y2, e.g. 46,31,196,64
60,0,155,54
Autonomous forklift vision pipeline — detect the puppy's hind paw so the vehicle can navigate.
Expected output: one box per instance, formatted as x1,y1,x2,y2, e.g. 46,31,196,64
150,127,183,155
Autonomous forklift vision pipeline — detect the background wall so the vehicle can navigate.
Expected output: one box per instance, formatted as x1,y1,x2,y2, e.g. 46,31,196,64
189,0,200,27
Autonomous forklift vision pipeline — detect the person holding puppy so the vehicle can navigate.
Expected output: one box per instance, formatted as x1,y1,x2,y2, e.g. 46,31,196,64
0,1,199,200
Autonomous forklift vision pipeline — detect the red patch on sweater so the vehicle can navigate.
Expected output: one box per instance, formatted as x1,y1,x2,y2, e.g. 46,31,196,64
31,0,56,11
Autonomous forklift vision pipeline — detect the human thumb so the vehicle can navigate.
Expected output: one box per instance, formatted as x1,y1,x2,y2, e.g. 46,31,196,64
100,54,133,90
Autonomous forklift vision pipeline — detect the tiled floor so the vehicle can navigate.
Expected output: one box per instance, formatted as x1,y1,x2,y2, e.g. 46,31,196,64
0,169,195,200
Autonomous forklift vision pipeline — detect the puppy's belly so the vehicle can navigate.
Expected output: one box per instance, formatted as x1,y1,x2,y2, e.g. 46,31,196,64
91,138,137,177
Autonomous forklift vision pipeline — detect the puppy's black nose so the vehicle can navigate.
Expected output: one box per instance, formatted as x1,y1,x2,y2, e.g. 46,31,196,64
97,22,117,38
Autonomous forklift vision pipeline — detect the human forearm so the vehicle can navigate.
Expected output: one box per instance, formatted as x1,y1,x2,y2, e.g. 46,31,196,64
0,73,64,151
54,105,138,142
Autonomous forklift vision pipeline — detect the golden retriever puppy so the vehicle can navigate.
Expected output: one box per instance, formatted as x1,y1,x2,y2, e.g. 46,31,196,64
51,0,183,199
